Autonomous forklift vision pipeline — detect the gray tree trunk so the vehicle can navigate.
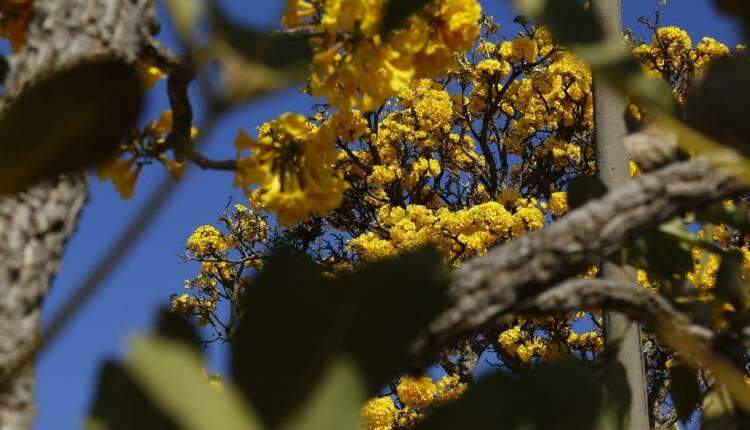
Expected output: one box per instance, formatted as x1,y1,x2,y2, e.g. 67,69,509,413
0,1,157,428
591,1,650,429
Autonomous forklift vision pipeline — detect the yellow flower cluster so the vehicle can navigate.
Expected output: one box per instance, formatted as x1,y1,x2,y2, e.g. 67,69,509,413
497,326,567,364
349,202,519,263
282,0,481,110
396,375,437,408
234,113,348,225
328,109,370,142
361,374,466,430
171,293,217,326
497,36,539,64
549,191,568,215
361,397,398,430
633,26,730,103
474,59,511,81
186,225,228,257
545,137,582,165
567,331,604,353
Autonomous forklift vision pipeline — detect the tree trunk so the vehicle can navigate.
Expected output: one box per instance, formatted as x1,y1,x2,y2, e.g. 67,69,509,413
591,1,650,429
0,1,157,427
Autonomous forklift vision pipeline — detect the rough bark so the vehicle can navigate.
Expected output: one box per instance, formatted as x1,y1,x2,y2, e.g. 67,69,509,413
0,1,157,428
591,0,650,427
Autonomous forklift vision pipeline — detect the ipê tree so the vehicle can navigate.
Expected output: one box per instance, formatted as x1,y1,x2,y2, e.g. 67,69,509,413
1,0,750,429
157,2,746,429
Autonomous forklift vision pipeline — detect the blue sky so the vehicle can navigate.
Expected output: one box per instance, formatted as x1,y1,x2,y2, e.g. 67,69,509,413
32,1,742,428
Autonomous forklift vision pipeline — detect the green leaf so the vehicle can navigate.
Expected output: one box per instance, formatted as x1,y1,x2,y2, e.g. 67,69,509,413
702,385,739,430
669,362,702,424
519,0,602,45
567,175,608,210
686,58,750,160
155,307,202,352
281,359,368,430
210,6,311,71
715,250,745,308
165,0,204,45
232,247,451,426
381,0,433,35
86,361,177,430
128,336,262,430
600,362,630,430
0,59,142,194
340,247,451,391
232,250,342,427
695,204,750,232
414,360,607,430
714,0,750,23
619,219,694,282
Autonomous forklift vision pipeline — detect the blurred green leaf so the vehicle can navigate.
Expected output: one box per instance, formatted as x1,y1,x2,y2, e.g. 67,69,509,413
702,385,739,430
669,362,702,424
381,0,433,34
155,307,202,352
129,336,262,430
600,362,630,430
696,204,750,232
210,6,311,70
623,220,693,281
86,361,177,430
341,247,450,391
517,0,602,44
715,250,745,308
232,250,340,427
714,0,750,24
0,59,142,194
207,40,294,105
414,360,609,430
657,114,750,186
281,359,368,430
165,0,204,45
232,247,450,426
686,58,750,159
204,6,312,106
567,175,608,210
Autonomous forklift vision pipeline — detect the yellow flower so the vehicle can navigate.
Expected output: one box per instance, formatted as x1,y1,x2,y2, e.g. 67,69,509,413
549,191,568,215
368,165,400,186
328,109,370,142
96,156,142,199
511,36,538,63
361,396,397,430
474,59,511,80
512,205,545,236
284,0,481,109
234,113,348,225
158,154,185,181
281,0,316,29
136,60,166,89
396,376,437,409
186,225,227,257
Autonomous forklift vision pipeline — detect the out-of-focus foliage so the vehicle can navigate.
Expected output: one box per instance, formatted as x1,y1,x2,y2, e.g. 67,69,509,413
4,0,750,428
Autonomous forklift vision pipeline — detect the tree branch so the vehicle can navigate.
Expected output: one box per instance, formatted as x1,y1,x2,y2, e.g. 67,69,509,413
413,159,743,361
